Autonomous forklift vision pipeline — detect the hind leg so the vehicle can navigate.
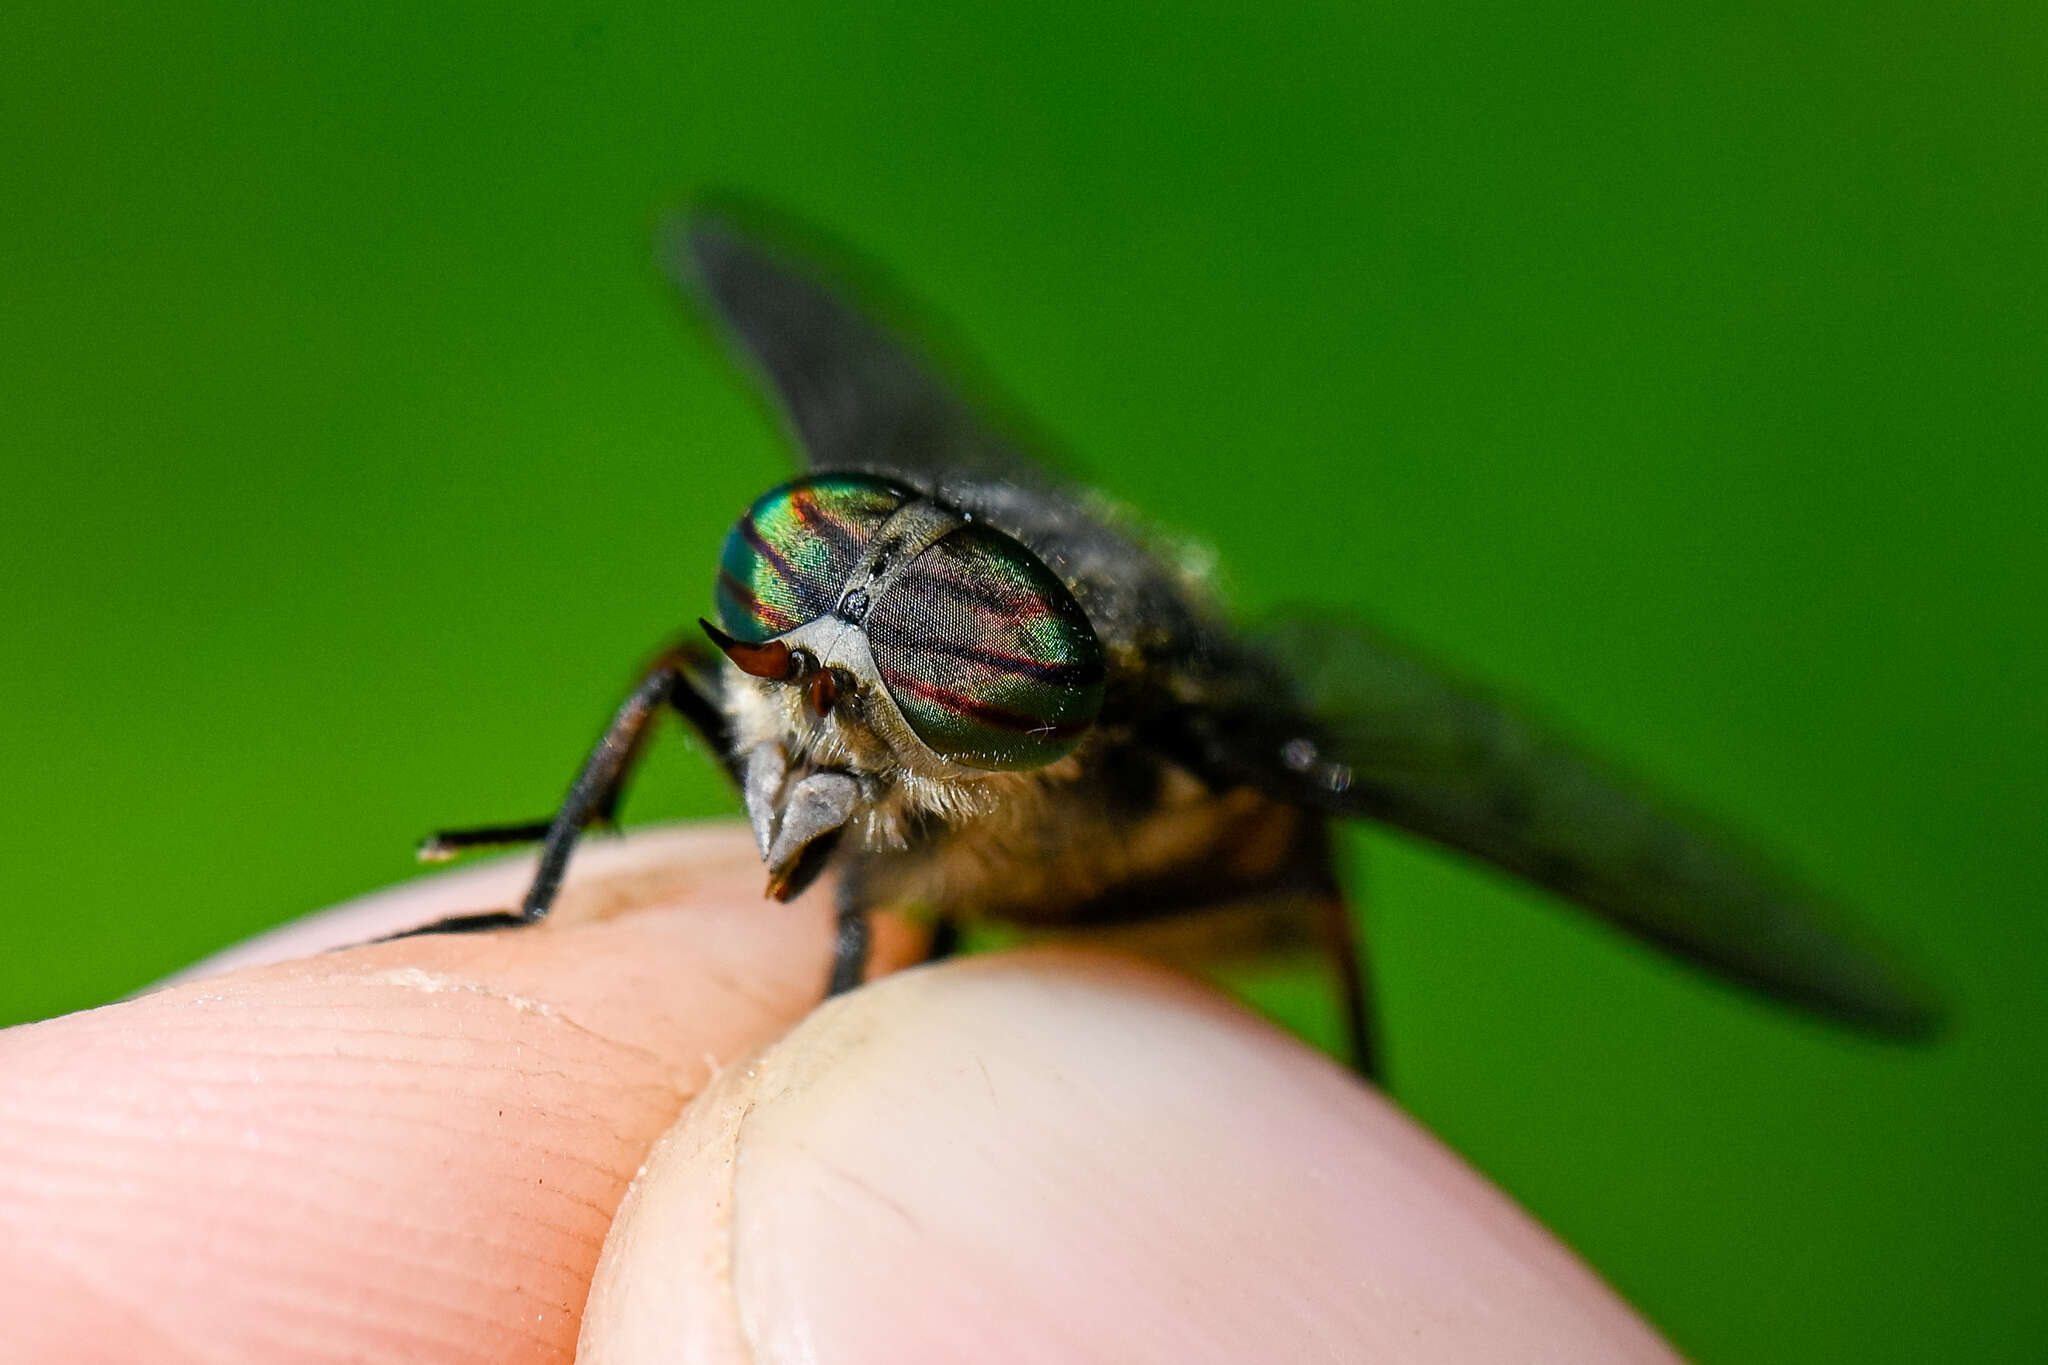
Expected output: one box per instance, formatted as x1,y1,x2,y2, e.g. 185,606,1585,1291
1318,881,1378,1082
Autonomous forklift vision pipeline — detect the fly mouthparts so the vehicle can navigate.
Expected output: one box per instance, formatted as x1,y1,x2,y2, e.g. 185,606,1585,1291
758,770,857,903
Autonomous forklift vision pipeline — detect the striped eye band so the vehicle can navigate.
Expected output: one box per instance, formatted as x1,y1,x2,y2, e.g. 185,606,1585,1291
713,474,909,642
866,523,1104,770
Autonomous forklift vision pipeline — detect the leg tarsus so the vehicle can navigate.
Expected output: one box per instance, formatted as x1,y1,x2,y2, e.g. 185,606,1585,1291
377,909,533,942
417,820,561,862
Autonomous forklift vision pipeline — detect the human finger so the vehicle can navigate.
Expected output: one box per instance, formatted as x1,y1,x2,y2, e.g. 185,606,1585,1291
0,823,923,1365
579,949,1680,1364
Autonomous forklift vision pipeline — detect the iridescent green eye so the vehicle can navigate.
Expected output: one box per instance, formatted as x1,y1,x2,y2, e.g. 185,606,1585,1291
714,474,909,642
867,524,1104,770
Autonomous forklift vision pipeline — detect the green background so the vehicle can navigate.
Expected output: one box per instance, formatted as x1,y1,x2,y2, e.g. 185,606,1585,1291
4,2,2042,1359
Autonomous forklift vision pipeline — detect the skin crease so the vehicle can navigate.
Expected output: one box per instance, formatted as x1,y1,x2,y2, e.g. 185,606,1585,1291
0,824,1680,1364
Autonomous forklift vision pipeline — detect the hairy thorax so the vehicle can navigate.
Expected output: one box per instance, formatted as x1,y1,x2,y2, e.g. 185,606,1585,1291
847,741,1322,930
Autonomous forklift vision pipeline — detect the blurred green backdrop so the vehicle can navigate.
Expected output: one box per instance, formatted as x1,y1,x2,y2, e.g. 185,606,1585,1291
3,2,2043,1360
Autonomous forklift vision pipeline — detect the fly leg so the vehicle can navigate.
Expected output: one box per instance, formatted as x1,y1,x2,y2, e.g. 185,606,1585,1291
1319,878,1379,1083
985,805,1383,1082
821,863,962,999
390,644,730,939
924,916,962,964
817,858,881,997
825,882,872,997
420,642,734,861
418,821,560,857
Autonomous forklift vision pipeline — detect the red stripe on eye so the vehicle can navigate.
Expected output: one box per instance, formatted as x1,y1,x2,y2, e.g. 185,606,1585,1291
918,638,1097,687
882,671,1091,738
739,516,833,615
717,571,798,631
915,572,1047,618
785,487,860,556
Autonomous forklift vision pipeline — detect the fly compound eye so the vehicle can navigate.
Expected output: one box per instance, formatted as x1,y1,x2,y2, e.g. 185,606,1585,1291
713,474,910,642
866,524,1105,770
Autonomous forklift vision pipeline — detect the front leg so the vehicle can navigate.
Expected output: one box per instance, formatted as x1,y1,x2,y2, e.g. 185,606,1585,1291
390,645,729,939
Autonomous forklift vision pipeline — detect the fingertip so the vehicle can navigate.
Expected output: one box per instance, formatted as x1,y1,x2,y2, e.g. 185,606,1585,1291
0,823,923,1363
578,951,1678,1364
163,823,788,982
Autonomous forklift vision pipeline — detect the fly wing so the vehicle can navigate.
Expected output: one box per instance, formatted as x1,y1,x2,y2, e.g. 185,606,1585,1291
1172,615,1944,1038
671,211,1046,486
670,208,1213,677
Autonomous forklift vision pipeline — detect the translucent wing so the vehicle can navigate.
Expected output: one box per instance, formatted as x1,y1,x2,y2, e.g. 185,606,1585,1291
671,207,1223,705
1173,615,1944,1038
671,210,1047,487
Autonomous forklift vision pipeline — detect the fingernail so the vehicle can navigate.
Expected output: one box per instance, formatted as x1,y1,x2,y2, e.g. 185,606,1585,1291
578,951,1677,1364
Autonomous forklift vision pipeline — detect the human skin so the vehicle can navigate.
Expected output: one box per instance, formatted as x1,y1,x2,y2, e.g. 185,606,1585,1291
0,824,1681,1364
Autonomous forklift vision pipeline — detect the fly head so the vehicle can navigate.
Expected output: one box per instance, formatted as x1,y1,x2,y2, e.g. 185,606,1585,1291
704,474,1108,900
